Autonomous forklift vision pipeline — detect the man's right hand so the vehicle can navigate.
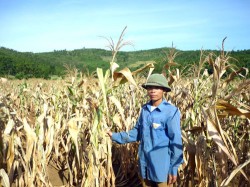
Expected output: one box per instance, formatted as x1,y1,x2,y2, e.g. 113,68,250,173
106,130,112,137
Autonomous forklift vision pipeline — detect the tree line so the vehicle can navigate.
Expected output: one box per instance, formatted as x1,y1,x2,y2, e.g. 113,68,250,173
0,47,249,79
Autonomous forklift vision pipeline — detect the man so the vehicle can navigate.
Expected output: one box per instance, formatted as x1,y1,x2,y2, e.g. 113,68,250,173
107,73,183,187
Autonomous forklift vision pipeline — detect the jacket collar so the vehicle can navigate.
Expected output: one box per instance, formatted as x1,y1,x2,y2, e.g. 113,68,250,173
145,99,169,112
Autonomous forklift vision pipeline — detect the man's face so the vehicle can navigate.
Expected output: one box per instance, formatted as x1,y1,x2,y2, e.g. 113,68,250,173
146,86,164,102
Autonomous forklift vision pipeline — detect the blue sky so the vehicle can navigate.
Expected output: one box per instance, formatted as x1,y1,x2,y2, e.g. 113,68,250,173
0,0,250,52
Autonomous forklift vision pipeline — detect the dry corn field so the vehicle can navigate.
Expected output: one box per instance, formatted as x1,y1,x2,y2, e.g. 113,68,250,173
1,37,250,186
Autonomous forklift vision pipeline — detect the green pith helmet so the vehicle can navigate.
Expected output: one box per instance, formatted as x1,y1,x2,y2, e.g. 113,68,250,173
142,73,171,92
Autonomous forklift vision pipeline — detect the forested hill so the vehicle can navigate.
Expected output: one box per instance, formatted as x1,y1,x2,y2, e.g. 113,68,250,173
0,47,249,79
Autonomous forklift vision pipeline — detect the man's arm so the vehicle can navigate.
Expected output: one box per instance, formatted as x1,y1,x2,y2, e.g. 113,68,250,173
167,108,183,176
110,123,140,144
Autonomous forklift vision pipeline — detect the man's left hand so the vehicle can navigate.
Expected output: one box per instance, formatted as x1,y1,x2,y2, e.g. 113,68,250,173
167,175,177,184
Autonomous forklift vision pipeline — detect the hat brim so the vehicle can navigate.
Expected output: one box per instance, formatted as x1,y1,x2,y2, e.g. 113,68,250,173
142,83,171,92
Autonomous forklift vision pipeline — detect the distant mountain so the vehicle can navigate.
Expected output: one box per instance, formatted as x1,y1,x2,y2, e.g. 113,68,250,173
0,47,249,79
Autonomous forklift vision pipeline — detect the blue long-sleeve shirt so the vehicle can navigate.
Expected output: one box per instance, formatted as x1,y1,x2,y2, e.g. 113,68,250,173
111,99,183,182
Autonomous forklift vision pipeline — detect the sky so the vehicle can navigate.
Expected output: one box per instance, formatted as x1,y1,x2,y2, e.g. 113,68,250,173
0,0,250,53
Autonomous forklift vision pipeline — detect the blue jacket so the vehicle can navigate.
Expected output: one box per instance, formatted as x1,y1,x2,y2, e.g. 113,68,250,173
111,100,183,182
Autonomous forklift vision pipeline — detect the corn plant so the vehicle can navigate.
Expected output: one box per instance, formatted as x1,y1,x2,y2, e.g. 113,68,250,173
0,35,249,187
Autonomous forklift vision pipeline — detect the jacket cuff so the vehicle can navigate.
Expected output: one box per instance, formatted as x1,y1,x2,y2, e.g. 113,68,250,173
169,166,178,176
111,133,118,141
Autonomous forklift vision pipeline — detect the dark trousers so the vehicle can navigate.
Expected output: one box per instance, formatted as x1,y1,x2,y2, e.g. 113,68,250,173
141,178,173,187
